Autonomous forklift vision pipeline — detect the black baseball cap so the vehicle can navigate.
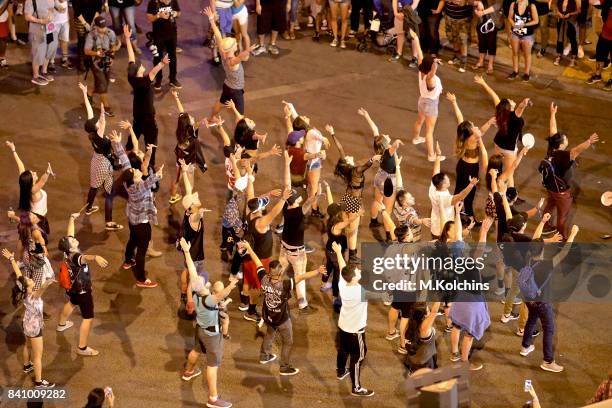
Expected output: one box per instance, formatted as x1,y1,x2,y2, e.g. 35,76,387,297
94,16,107,28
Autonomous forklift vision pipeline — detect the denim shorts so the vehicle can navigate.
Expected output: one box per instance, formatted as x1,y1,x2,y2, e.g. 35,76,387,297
307,158,322,171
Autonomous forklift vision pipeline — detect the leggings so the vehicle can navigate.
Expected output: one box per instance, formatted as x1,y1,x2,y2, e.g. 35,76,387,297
556,20,578,56
86,185,114,223
350,0,373,31
323,248,344,298
454,159,480,216
0,37,7,58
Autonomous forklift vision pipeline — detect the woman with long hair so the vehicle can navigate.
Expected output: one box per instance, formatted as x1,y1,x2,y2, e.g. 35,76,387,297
404,301,441,373
446,92,494,224
507,0,539,81
84,387,115,407
167,89,208,204
3,248,55,388
553,0,580,67
474,74,531,188
6,141,53,235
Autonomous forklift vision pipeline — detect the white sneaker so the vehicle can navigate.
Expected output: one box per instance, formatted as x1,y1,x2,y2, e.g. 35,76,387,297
385,331,400,341
520,344,535,356
56,321,74,332
412,136,425,145
563,43,571,56
77,346,100,356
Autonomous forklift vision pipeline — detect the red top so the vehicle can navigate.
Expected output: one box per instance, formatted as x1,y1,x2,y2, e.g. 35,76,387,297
603,9,612,40
288,146,307,176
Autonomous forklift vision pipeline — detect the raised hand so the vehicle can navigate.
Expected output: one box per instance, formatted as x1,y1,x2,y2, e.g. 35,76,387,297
542,212,551,223
122,24,132,39
588,133,599,145
179,237,191,252
474,75,485,85
162,54,170,65
5,141,15,151
445,92,456,103
2,248,15,260
109,130,122,143
202,6,214,19
155,164,165,178
550,102,557,114
469,176,479,186
118,120,131,130
325,124,334,134
78,82,87,93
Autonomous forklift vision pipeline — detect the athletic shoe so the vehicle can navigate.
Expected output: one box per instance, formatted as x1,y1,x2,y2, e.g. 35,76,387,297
389,53,401,62
105,222,123,231
307,16,315,27
604,79,612,91
182,367,203,381
513,297,522,305
470,362,483,371
448,56,461,65
458,63,466,73
47,63,56,73
169,79,182,89
340,40,346,49
397,346,407,355
586,74,602,85
312,32,320,41
369,219,382,228
136,279,158,288
553,56,561,66
337,369,350,380
0,58,8,68
540,361,564,373
207,397,233,408
56,320,74,332
85,206,99,215
31,76,48,86
348,30,356,38
153,80,162,91
259,353,277,364
169,193,182,204
298,305,317,314
449,352,461,362
280,365,300,376
293,22,301,31
146,248,162,257
238,303,249,311
274,223,284,234
494,287,505,296
243,310,261,322
507,71,519,80
268,44,280,55
351,387,375,397
77,346,100,356
515,328,525,336
501,312,519,323
385,331,400,341
34,380,55,388
412,136,425,145
176,47,183,54
43,311,51,321
320,281,332,292
40,73,54,82
531,329,541,337
61,58,74,69
536,49,545,58
304,244,314,254
563,43,571,56
522,73,530,82
252,44,267,56
122,259,136,269
520,344,535,356
330,38,338,47
23,362,34,373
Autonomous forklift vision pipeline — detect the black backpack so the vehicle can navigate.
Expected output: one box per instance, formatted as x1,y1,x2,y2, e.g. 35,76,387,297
538,157,569,192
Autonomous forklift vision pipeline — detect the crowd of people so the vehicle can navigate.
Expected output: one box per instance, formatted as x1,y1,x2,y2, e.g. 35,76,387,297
1,0,610,407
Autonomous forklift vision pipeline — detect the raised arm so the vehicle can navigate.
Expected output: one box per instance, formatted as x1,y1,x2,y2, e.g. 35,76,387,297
224,99,244,123
474,75,501,107
514,98,531,118
498,146,529,184
2,249,23,279
123,24,135,63
327,126,347,159
295,265,326,285
119,120,140,154
551,225,578,267
549,102,558,136
357,108,380,137
331,241,346,271
179,160,194,196
171,89,185,113
451,176,478,206
478,133,489,171
420,302,441,338
283,104,294,134
66,212,80,237
532,213,550,240
446,93,464,125
31,165,51,194
109,131,131,170
323,180,333,204
454,202,463,241
6,142,26,174
148,54,168,81
283,150,292,190
432,142,442,176
258,189,290,227
570,133,599,161
395,156,404,190
79,82,94,120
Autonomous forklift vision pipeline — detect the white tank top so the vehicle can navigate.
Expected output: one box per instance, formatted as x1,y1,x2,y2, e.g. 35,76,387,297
418,73,442,101
31,189,48,217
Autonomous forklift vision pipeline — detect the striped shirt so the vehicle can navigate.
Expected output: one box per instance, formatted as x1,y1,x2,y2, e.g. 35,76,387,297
445,0,472,19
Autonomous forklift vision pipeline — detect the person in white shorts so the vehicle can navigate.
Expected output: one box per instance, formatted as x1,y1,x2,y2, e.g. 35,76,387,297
231,0,250,55
51,0,72,70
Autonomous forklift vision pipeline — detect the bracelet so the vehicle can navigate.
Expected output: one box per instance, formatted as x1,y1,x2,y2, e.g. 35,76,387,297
9,257,15,261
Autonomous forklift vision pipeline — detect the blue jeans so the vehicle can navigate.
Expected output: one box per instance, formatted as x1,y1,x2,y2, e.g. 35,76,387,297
110,6,137,42
289,0,298,24
522,302,555,363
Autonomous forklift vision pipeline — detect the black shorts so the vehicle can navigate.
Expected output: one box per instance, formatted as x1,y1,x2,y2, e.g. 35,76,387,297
477,29,497,56
92,66,110,94
220,84,245,115
256,0,286,35
595,35,612,62
221,226,238,250
391,300,415,317
67,290,95,319
132,114,159,146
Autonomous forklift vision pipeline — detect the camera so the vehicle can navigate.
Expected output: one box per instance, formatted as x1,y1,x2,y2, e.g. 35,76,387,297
94,50,115,71
145,32,159,58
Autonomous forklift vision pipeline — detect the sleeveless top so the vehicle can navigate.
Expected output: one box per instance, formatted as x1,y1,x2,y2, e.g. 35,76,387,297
418,73,442,101
31,189,48,217
511,0,535,37
222,57,245,90
248,216,273,259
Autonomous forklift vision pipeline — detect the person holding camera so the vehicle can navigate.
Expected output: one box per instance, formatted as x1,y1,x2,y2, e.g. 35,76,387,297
146,0,181,91
24,0,57,86
84,15,121,117
72,0,104,72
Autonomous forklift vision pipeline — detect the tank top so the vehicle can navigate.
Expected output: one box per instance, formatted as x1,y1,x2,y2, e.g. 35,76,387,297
248,216,273,259
511,0,535,37
379,149,396,174
326,224,348,252
31,189,48,217
281,206,305,247
222,57,244,90
183,213,205,262
418,73,442,101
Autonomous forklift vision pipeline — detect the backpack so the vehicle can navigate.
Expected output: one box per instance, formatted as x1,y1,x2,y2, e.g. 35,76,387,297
538,157,569,192
58,257,83,291
518,261,551,300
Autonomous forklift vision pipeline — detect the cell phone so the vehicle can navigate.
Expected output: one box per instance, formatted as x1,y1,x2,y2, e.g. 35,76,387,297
524,379,531,392
105,387,113,397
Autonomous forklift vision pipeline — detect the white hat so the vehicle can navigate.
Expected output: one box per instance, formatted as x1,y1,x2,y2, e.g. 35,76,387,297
182,192,201,211
221,37,237,53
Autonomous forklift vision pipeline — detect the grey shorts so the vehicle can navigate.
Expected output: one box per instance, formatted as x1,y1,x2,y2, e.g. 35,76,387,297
511,33,534,46
373,169,397,194
29,30,57,66
418,96,439,117
195,327,224,367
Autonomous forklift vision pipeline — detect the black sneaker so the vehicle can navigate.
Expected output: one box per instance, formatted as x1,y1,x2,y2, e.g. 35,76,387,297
274,223,284,234
587,74,602,84
337,369,350,380
604,79,612,91
243,310,261,322
351,387,375,397
312,32,320,42
23,362,34,373
522,73,530,82
408,58,418,68
444,324,453,333
34,379,55,388
532,329,541,337
48,63,57,73
369,219,382,228
61,58,74,69
280,365,300,376
389,53,401,62
541,225,558,237
507,71,519,80
170,79,182,89
259,353,277,364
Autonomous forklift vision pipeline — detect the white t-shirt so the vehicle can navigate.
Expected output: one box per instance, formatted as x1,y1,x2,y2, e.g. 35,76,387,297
428,182,453,237
53,0,69,24
338,279,367,333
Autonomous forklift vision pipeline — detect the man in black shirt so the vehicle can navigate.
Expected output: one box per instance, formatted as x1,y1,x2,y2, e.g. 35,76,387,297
56,212,108,356
122,25,167,168
243,241,325,376
146,0,181,90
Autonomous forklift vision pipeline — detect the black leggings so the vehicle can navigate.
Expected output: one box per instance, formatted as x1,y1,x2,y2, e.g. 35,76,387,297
556,20,578,56
350,0,373,31
454,159,480,216
0,37,7,58
419,14,442,55
125,222,151,282
324,249,344,298
86,185,114,223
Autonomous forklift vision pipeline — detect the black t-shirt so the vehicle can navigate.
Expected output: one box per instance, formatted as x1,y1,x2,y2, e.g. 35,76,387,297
326,222,348,252
532,258,553,301
128,62,155,117
72,0,104,22
89,132,112,156
501,232,532,271
494,110,524,151
379,149,396,174
261,275,294,326
68,252,92,293
281,205,305,247
417,0,440,16
549,150,574,186
493,192,522,242
108,0,135,7
183,213,205,262
147,0,180,39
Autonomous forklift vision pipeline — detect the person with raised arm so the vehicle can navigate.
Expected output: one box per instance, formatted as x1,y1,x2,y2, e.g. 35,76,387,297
145,0,181,90
56,212,109,356
6,140,53,235
109,130,163,288
179,238,238,408
405,301,441,374
3,247,55,388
